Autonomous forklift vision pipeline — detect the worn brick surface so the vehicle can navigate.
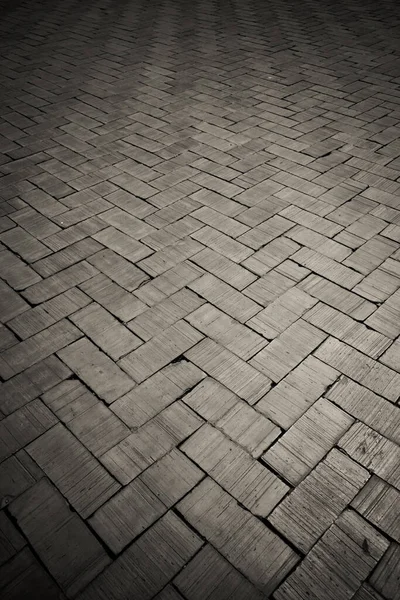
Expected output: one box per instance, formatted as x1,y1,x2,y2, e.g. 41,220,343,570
1,0,400,597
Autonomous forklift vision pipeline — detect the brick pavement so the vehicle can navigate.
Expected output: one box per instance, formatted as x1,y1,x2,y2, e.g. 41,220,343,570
1,0,400,598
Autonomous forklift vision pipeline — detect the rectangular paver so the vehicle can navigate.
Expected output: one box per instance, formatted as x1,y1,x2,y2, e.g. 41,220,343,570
58,337,135,402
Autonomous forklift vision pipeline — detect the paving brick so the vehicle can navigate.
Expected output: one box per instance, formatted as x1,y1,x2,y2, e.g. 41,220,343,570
192,225,253,263
0,455,37,507
346,214,387,240
0,355,70,416
89,478,166,553
90,450,203,553
8,288,90,339
0,279,29,323
234,179,284,207
237,214,294,250
340,423,400,491
58,337,135,403
178,478,299,594
292,247,364,289
352,476,400,545
59,189,100,209
111,360,205,428
370,541,400,597
77,513,202,600
9,479,110,596
186,303,267,360
186,338,272,404
182,424,286,516
138,237,203,275
80,273,147,321
343,236,398,275
20,188,68,217
381,223,400,242
190,246,257,290
269,449,370,552
11,206,61,239
100,206,156,239
326,376,400,444
67,400,131,457
303,302,391,358
70,302,142,360
0,548,65,600
23,354,71,394
242,236,300,276
334,229,366,250
0,248,42,290
27,423,120,517
105,187,157,218
354,585,386,600
146,199,200,229
174,544,268,600
42,217,107,251
142,228,179,251
189,273,261,323
0,399,57,462
280,205,341,237
263,398,354,484
22,261,98,304
216,394,281,455
52,198,112,228
93,226,153,264
0,226,51,263
164,214,203,240
140,448,204,509
134,260,204,305
243,270,296,306
101,401,203,484
0,319,82,379
286,224,352,261
315,337,400,402
191,206,249,238
255,355,339,429
365,288,400,339
182,377,238,422
32,237,103,277
0,324,18,352
250,319,326,382
379,338,400,372
128,288,205,341
153,586,186,600
191,173,243,198
119,320,203,382
190,188,245,217
247,287,317,339
275,510,389,600
0,512,26,567
353,266,400,303
299,273,376,320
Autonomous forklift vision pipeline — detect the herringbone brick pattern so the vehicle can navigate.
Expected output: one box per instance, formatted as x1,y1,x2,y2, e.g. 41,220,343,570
1,0,400,598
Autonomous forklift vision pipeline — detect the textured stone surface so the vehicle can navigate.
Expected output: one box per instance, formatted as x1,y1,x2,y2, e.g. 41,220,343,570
1,0,400,597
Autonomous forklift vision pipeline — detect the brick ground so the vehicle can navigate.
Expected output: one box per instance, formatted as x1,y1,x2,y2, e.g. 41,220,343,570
1,0,400,598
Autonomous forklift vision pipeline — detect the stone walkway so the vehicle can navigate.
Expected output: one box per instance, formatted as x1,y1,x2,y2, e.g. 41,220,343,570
1,0,400,598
